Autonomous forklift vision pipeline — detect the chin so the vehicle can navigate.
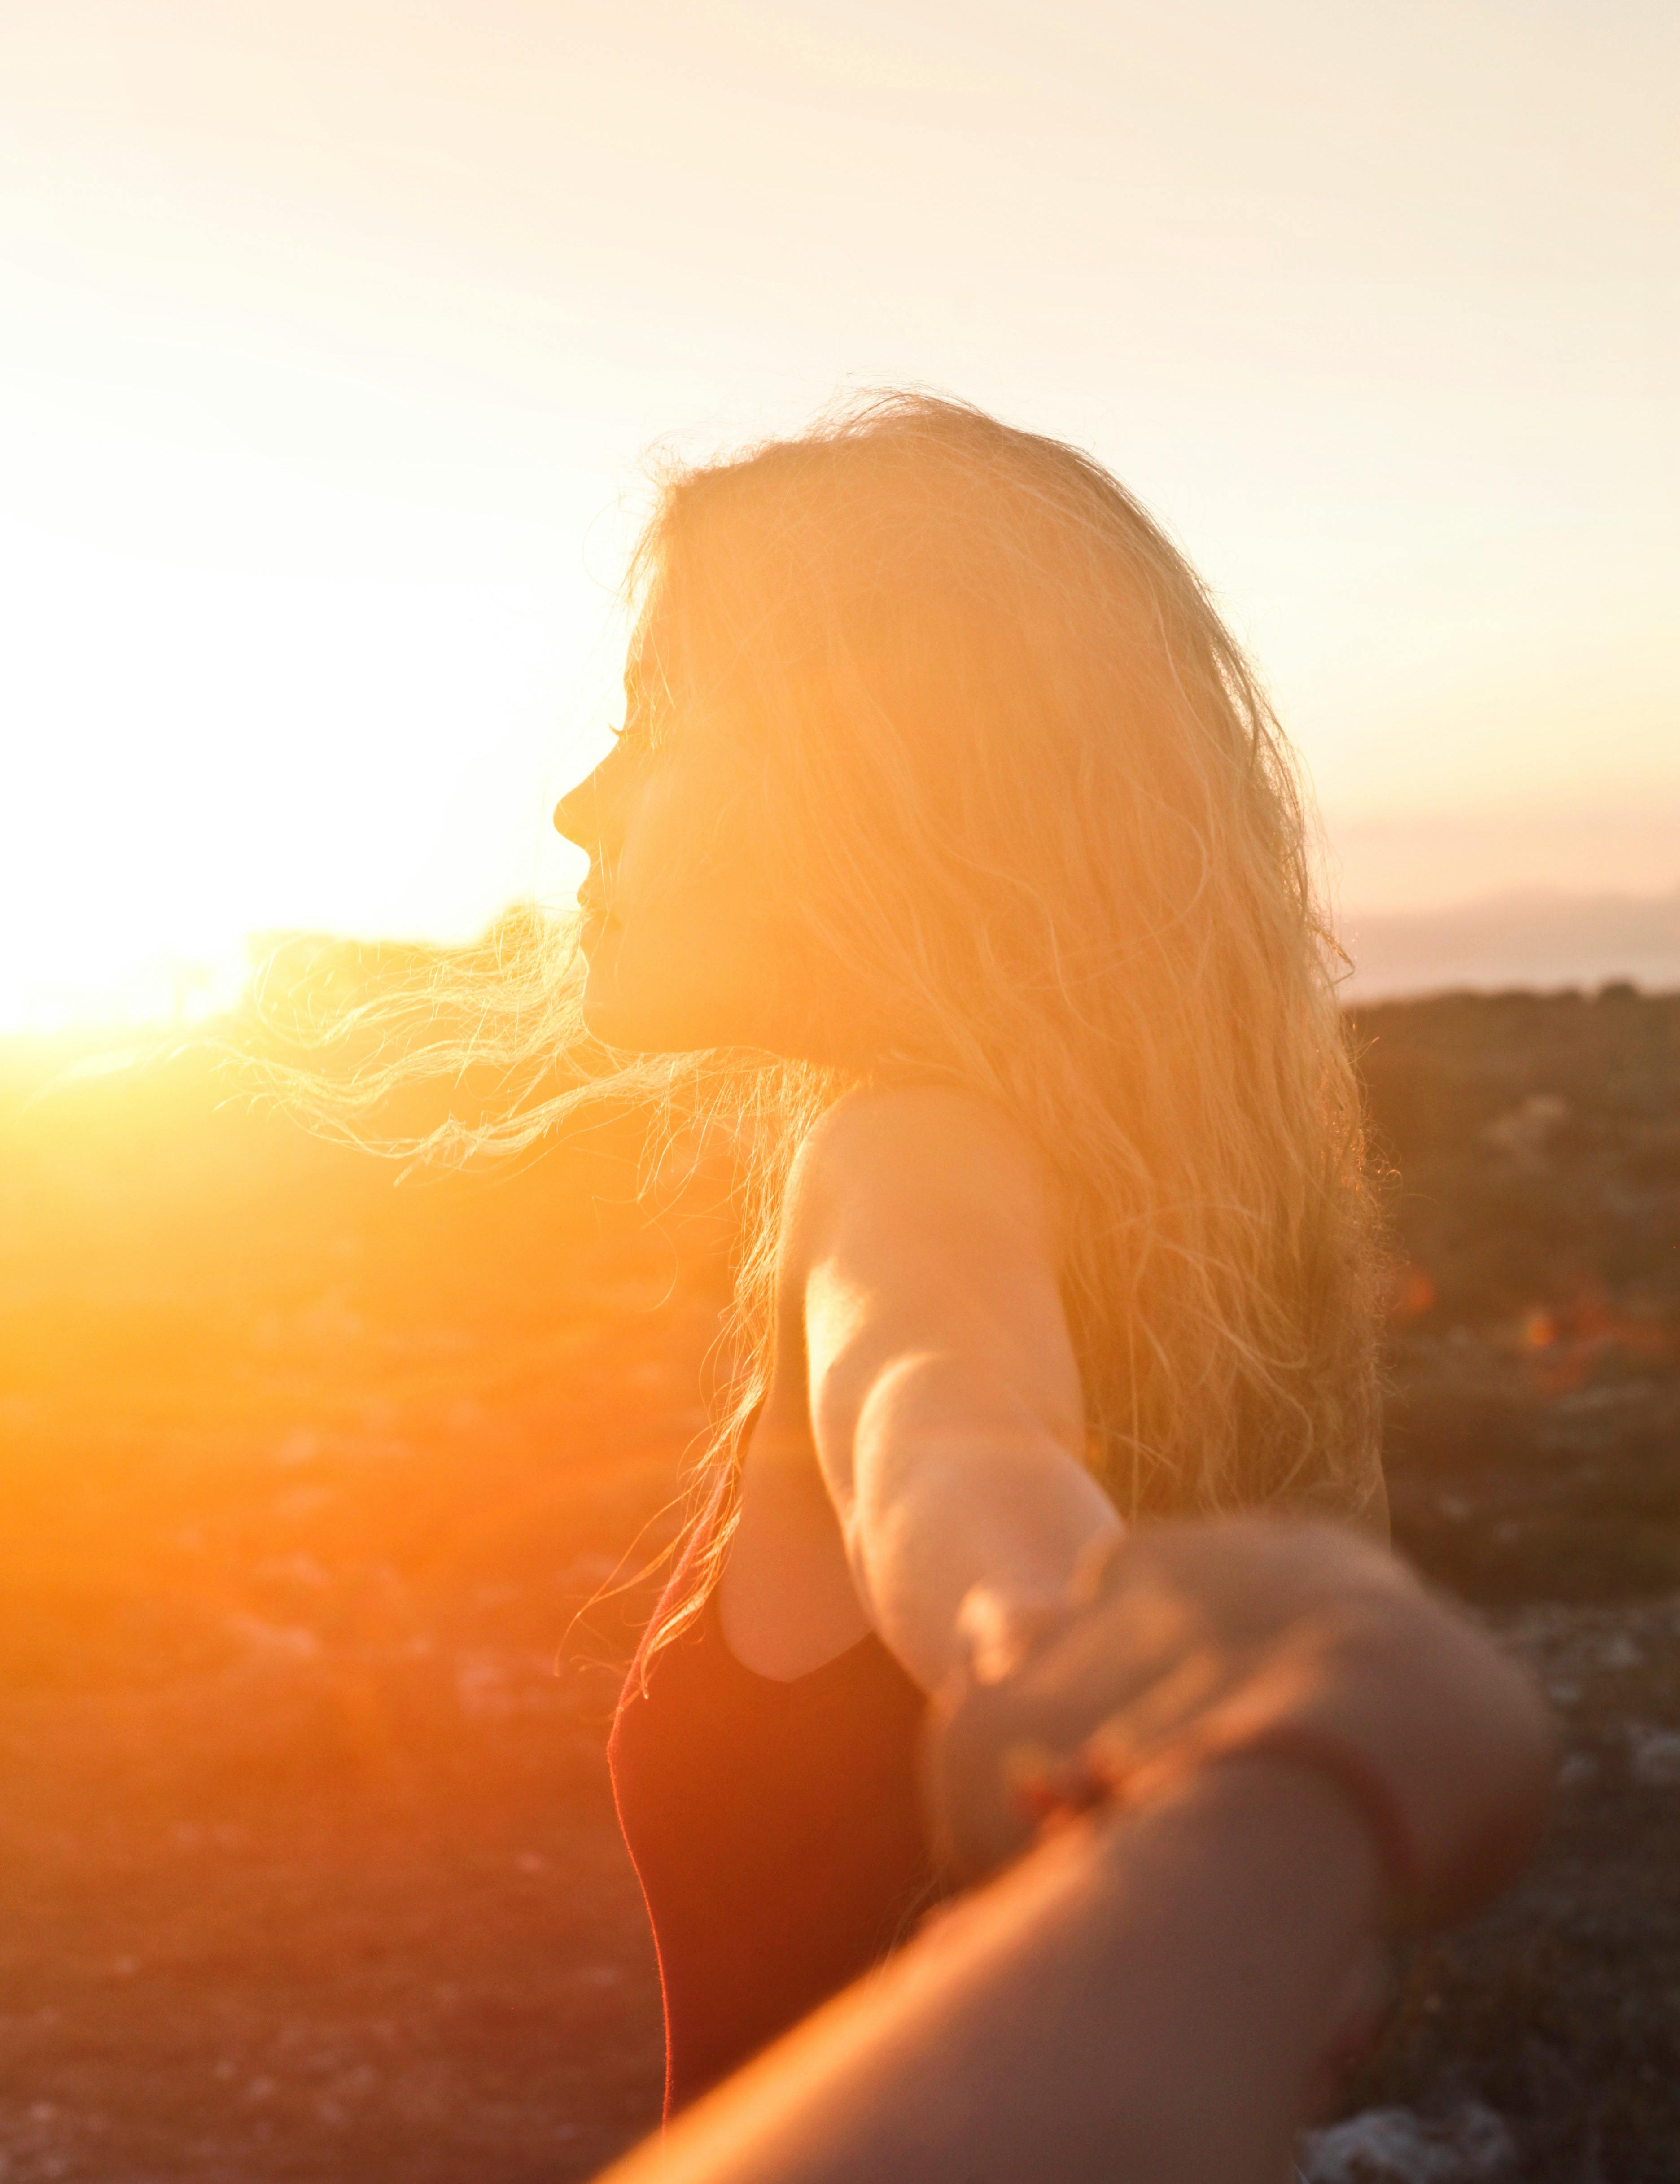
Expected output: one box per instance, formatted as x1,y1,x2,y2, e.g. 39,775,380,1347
588,984,805,1059
580,989,661,1052
580,967,716,1055
579,938,836,1059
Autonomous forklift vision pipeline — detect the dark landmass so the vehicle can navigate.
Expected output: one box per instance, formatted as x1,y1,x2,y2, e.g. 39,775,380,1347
1,986,1676,2183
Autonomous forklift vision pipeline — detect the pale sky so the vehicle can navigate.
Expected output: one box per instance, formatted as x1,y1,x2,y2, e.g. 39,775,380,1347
2,0,1675,1026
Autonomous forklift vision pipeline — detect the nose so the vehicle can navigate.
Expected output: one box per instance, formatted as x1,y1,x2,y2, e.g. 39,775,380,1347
553,764,611,851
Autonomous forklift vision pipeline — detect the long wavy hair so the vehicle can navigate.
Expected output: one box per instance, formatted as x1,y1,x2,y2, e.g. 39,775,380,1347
268,392,1385,1660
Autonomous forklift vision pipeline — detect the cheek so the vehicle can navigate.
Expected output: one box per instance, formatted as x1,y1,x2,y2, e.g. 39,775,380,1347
613,763,704,910
581,895,785,1051
618,765,774,953
617,873,782,1008
591,744,833,1047
611,875,805,1050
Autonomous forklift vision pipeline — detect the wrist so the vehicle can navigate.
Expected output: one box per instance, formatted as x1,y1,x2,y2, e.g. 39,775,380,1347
1121,1746,1388,1924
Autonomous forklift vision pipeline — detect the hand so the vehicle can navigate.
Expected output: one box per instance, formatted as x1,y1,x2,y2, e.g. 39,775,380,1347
928,1518,1556,1932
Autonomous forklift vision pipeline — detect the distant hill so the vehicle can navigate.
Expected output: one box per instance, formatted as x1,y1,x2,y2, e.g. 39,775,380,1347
1339,884,1680,998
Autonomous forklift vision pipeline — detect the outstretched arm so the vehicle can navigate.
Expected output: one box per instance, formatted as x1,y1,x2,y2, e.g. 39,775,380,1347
787,1085,1121,1693
599,1519,1554,2184
603,1757,1382,2184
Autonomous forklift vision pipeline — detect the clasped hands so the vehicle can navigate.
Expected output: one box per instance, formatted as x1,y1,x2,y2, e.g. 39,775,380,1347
931,1519,1557,1935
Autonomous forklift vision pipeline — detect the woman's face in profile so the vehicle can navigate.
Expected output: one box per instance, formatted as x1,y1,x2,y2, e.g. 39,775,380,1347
552,680,804,1056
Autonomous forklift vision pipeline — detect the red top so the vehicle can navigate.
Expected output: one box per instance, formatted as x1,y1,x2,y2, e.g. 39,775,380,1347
609,1541,935,2117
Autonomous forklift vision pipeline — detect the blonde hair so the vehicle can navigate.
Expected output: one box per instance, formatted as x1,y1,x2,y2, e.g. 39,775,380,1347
270,392,1385,1656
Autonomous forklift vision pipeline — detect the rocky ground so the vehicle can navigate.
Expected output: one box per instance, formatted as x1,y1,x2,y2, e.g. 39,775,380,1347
1344,989,1680,2182
0,986,1676,2184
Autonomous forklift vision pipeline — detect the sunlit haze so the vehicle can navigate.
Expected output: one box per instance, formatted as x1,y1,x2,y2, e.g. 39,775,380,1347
3,0,1675,1028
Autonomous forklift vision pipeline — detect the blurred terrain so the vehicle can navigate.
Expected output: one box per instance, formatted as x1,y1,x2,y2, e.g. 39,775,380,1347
1,985,1677,2183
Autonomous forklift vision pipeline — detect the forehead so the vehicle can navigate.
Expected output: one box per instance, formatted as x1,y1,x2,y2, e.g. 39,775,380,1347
622,612,652,699
623,589,718,753
622,598,678,714
625,561,684,671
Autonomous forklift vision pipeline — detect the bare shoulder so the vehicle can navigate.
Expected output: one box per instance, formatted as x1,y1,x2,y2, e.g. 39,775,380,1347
786,1083,1061,1260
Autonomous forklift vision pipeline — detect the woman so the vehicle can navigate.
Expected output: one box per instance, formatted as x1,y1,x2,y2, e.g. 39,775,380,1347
543,393,1400,2117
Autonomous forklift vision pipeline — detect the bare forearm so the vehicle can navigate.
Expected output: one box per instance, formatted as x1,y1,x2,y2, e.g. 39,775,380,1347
843,1415,1120,1691
600,1759,1381,2184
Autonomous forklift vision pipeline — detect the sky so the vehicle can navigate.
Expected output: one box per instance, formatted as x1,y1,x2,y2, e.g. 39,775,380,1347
1,0,1675,1027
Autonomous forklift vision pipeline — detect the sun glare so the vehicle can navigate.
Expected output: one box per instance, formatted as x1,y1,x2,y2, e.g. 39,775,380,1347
0,0,1672,1029
0,938,252,1039
0,436,609,1033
